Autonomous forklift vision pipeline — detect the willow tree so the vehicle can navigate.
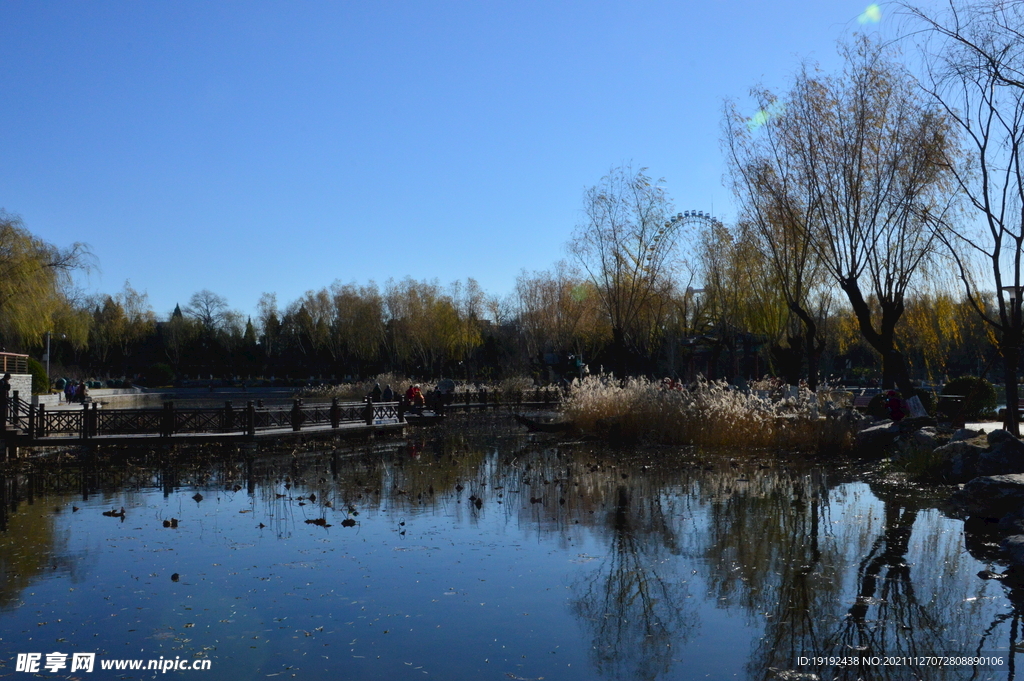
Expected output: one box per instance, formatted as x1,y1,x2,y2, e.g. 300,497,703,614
383,278,483,376
0,211,91,350
904,0,1024,434
514,262,608,366
330,282,384,372
731,39,958,395
569,165,683,375
724,95,831,389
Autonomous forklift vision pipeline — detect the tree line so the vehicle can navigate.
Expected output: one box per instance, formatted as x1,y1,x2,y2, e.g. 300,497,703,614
0,207,997,392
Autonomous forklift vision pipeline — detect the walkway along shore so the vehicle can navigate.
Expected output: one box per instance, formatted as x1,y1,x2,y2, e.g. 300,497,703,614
0,388,563,460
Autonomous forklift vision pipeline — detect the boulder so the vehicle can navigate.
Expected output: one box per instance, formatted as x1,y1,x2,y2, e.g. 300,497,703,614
855,420,899,451
953,474,1024,518
1002,535,1024,566
951,428,983,442
897,415,938,432
977,438,1024,477
989,429,1017,446
999,509,1024,534
912,426,939,447
891,425,941,460
932,440,987,482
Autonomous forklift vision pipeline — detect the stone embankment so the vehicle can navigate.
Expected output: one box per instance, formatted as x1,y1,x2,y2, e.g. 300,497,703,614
863,416,1024,578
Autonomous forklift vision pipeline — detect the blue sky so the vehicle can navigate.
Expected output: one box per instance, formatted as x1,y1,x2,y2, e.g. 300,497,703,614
1,1,889,320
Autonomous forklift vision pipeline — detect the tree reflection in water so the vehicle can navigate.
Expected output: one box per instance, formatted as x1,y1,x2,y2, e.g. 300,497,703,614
570,483,698,680
0,423,1018,680
692,456,1002,681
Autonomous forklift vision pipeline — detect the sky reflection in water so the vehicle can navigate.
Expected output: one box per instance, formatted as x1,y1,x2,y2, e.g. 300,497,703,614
0,428,1017,680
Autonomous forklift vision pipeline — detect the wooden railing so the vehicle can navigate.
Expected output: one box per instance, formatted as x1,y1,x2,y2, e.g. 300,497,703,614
448,388,561,408
0,352,28,374
5,397,402,441
1,387,563,442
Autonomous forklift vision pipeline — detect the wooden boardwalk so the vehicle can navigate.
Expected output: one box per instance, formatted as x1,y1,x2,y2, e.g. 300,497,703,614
0,388,563,458
1,397,405,456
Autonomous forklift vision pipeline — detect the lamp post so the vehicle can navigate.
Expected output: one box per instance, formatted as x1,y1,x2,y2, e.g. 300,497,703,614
44,332,65,391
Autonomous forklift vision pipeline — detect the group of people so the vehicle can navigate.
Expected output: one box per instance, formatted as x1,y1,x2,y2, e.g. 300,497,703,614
63,380,88,404
367,383,396,403
364,382,436,413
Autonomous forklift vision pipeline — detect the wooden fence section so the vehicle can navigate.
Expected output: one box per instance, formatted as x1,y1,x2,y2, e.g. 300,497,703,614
3,396,403,446
0,353,28,375
446,388,562,410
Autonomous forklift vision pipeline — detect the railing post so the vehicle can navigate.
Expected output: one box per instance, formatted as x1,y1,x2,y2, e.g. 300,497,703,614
90,403,99,437
222,401,234,432
80,402,89,440
397,398,406,423
11,391,19,428
246,401,256,437
36,403,45,438
330,397,340,428
27,404,35,439
364,398,374,426
291,399,303,431
162,401,175,438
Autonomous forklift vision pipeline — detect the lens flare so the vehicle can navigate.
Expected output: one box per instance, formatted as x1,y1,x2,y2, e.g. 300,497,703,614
746,101,786,131
858,4,881,24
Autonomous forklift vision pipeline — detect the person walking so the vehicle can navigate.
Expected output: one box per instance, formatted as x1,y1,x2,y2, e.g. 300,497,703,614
0,372,10,424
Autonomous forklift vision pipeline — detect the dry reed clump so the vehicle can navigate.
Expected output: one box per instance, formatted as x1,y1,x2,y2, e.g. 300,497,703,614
561,375,854,450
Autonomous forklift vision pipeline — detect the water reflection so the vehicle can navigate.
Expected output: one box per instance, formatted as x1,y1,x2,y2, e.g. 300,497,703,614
0,424,1018,680
569,484,697,680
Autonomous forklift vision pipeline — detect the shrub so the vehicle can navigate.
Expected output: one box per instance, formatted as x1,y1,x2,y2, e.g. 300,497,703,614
26,357,48,394
144,363,175,387
941,376,997,420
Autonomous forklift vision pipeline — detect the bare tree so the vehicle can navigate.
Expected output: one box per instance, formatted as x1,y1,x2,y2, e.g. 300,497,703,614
724,95,832,389
729,38,958,394
904,0,1024,433
569,165,686,375
184,289,231,331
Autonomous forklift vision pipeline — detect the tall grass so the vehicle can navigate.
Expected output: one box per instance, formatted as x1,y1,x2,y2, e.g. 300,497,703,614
562,375,854,450
298,373,420,401
298,374,543,403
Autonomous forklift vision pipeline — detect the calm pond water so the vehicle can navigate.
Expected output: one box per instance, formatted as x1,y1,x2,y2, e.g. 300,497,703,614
0,418,1020,680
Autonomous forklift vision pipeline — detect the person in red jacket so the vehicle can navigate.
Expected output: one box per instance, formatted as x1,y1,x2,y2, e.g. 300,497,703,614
405,384,424,410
